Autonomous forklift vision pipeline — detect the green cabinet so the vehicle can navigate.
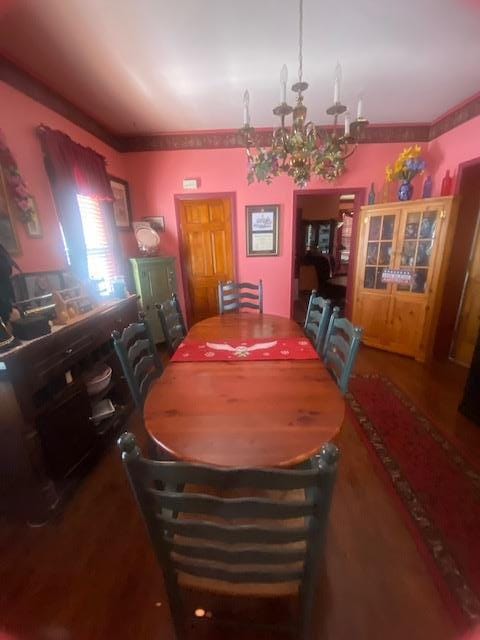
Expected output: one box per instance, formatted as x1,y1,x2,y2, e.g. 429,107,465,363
129,257,177,344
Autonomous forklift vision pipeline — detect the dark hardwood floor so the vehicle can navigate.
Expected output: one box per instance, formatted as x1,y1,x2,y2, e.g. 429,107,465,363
0,346,477,640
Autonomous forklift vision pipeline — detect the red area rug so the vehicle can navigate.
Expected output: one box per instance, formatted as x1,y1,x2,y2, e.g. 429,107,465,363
170,337,319,362
347,374,480,630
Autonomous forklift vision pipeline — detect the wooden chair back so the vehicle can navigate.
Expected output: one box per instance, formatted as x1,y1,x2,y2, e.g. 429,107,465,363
304,290,332,353
118,432,339,639
218,280,263,314
112,321,162,408
156,293,187,356
323,311,363,394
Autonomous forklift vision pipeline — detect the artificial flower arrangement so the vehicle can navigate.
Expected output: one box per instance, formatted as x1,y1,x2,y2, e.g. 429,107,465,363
385,145,426,183
0,129,35,224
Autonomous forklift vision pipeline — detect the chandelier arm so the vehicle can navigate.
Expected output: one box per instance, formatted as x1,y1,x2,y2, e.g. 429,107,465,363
338,143,358,161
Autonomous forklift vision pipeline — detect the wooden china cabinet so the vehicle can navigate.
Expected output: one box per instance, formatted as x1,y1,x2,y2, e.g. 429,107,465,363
352,196,458,361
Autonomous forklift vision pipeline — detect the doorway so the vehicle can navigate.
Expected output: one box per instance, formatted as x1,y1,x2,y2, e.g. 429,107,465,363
292,188,365,324
176,194,235,326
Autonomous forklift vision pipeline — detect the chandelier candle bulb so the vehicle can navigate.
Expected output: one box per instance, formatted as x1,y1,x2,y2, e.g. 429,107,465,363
333,62,342,103
357,95,363,120
243,90,250,126
344,112,351,137
280,64,288,103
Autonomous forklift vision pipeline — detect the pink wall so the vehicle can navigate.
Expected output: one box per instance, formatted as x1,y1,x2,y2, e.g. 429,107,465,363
0,81,134,272
3,75,480,319
124,143,426,317
428,114,480,193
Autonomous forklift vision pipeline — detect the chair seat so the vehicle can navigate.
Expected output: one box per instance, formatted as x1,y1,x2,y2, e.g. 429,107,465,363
174,488,306,598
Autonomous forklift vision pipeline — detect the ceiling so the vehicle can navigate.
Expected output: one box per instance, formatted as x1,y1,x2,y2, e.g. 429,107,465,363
1,0,480,135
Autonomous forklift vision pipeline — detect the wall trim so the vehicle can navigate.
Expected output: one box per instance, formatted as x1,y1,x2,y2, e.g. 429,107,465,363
2,55,479,153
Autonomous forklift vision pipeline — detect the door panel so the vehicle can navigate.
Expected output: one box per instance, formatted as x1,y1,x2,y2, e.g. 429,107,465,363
386,295,427,356
180,198,235,324
354,293,391,347
452,220,480,366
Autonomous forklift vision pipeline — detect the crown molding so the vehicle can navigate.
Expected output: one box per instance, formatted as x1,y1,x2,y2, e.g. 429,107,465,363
429,92,480,140
1,56,478,153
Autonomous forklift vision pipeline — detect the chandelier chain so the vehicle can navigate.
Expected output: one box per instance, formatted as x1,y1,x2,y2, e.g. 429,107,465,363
298,0,303,83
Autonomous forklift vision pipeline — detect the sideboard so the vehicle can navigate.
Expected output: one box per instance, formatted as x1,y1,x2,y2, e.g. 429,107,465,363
0,295,138,524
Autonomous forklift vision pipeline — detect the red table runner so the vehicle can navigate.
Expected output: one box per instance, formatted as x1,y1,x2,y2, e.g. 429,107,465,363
170,337,319,362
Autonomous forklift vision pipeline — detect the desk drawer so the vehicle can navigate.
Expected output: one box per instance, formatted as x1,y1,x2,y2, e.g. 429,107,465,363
33,332,94,385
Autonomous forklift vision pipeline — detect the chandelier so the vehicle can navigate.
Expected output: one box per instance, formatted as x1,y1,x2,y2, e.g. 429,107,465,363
239,0,369,188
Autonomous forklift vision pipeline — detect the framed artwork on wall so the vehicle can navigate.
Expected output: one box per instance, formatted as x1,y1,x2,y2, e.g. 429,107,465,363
246,205,279,256
0,163,21,255
24,197,43,238
109,175,132,229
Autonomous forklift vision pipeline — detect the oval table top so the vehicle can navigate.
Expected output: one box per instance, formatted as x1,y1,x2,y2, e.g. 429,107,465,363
143,313,345,468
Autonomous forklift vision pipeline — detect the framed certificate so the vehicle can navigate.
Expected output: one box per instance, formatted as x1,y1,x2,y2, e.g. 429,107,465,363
246,205,279,256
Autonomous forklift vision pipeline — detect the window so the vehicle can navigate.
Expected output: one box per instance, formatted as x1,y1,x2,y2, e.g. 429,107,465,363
76,194,116,293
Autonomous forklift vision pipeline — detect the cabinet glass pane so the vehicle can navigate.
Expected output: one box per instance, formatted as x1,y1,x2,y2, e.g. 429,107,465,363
412,269,428,293
366,242,379,265
381,215,395,240
419,212,437,239
405,212,421,239
364,267,376,289
375,268,387,290
400,241,416,267
416,241,432,267
378,242,392,265
368,216,382,241
397,210,438,294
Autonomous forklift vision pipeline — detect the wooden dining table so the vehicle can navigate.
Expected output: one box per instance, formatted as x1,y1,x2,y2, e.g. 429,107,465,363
143,313,345,468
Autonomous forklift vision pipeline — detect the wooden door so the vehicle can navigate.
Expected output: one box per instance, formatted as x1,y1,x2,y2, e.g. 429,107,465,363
388,205,445,359
452,219,480,366
353,209,400,348
179,198,234,324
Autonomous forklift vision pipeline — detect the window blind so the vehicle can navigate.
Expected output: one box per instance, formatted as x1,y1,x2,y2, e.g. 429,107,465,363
76,194,116,288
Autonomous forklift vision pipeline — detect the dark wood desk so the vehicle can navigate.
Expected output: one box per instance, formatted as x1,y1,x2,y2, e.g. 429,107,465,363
144,313,345,467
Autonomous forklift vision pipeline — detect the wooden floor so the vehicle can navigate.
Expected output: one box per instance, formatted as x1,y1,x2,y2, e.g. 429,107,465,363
0,346,478,640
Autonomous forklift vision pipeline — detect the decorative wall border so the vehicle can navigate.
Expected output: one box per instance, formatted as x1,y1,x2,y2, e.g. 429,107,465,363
1,55,478,153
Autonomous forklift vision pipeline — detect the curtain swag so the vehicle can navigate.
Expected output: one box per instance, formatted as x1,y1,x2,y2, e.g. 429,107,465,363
37,125,113,201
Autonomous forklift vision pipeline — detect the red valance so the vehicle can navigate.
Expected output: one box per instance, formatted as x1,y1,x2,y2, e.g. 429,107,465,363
37,126,113,201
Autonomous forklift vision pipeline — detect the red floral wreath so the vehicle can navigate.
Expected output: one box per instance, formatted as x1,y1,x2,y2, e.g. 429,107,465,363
0,129,34,224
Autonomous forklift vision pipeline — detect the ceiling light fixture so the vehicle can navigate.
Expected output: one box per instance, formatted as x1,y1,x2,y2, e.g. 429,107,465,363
239,0,369,188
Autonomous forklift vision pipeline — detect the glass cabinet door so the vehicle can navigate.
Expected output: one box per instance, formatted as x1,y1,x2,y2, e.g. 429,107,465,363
362,213,397,291
395,209,439,294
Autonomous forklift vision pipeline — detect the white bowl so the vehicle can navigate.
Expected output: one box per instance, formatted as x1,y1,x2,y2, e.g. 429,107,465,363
86,365,112,396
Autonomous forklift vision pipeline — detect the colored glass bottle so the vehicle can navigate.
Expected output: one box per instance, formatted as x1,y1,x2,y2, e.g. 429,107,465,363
440,170,452,196
422,175,433,198
368,182,375,204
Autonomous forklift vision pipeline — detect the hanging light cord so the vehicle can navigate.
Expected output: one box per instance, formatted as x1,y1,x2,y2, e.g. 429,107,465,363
298,0,303,83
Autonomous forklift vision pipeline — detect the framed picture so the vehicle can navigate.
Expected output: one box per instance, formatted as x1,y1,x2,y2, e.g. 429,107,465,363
246,205,279,256
109,176,132,229
25,197,43,238
0,163,21,255
143,216,165,233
